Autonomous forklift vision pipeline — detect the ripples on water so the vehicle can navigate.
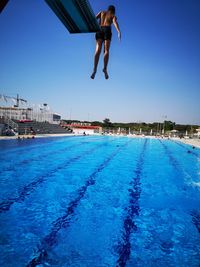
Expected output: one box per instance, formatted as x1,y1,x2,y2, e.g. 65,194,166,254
0,136,199,266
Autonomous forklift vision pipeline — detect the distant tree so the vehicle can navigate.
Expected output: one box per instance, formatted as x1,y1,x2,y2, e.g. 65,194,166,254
103,118,112,127
62,118,199,133
164,121,175,131
91,121,103,126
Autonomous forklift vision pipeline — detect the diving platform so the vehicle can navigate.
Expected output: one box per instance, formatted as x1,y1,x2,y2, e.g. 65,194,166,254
1,0,100,33
0,0,9,13
45,0,100,33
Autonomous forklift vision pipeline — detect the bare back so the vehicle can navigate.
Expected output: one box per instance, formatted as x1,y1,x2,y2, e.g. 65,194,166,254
99,11,115,26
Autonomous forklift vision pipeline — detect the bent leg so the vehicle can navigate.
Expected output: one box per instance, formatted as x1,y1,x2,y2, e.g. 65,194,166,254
103,40,111,79
91,39,103,79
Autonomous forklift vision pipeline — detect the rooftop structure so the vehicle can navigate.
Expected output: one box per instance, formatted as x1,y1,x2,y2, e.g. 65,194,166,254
61,123,102,135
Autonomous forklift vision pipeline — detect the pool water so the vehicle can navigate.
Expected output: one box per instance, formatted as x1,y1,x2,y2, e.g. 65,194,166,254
0,136,199,267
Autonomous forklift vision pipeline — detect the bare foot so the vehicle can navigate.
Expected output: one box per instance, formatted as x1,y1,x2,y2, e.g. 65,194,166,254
103,69,109,79
90,70,96,79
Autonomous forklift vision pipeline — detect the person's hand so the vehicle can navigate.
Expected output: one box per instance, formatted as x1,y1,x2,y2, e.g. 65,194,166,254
118,32,121,41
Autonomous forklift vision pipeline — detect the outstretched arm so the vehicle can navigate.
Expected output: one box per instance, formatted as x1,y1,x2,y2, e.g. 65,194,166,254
113,16,121,40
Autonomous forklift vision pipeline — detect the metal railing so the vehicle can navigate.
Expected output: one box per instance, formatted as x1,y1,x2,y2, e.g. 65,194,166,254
2,115,18,133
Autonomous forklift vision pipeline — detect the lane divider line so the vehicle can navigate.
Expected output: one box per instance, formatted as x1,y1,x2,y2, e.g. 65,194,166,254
0,141,114,213
26,140,131,267
116,139,148,267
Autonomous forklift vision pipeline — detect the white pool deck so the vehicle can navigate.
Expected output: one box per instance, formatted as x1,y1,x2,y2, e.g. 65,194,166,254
178,138,200,148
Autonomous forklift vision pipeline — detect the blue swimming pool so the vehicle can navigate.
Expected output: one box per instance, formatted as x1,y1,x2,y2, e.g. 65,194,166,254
0,136,200,267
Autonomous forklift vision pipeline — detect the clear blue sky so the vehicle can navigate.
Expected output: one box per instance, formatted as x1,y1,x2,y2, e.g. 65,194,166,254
0,0,200,124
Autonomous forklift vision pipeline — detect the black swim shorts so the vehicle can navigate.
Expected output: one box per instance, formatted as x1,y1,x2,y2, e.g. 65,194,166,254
95,26,112,41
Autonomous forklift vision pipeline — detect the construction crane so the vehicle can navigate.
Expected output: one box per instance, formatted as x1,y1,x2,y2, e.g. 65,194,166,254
0,94,27,107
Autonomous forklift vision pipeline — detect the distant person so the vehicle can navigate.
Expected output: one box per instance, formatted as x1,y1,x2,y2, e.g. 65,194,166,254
91,5,121,80
30,126,36,135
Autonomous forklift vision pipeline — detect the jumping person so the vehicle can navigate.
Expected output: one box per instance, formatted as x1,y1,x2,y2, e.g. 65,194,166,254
91,5,121,80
